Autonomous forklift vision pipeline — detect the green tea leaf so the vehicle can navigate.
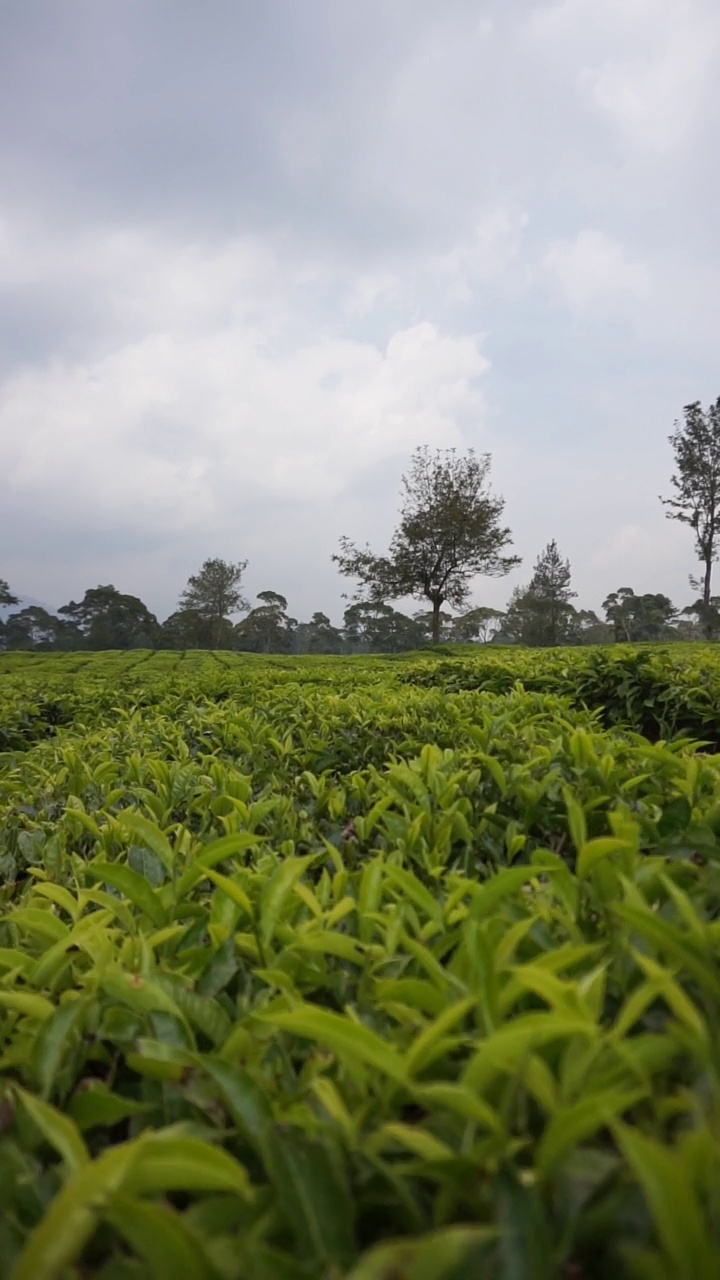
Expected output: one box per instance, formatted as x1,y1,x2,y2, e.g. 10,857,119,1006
11,1139,142,1280
15,1087,89,1172
119,812,175,875
264,1127,355,1267
346,1225,497,1279
261,1003,408,1084
124,1135,253,1198
615,1123,716,1280
106,1195,215,1280
259,856,315,948
537,1089,644,1175
85,861,167,927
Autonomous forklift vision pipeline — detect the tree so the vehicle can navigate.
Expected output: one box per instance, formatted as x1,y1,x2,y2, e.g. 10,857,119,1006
680,596,720,641
234,592,296,653
602,588,677,642
178,558,248,648
159,608,225,649
574,610,612,645
58,586,160,649
449,606,506,644
0,578,18,609
661,398,720,636
508,540,577,647
333,447,520,644
412,609,455,645
3,606,82,651
343,602,425,653
293,612,343,655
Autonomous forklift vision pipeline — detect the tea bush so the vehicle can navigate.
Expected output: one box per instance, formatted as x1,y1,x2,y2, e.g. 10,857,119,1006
1,649,720,1278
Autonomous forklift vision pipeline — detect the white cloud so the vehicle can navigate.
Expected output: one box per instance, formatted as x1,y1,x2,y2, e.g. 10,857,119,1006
343,273,402,318
527,0,720,152
429,206,529,302
581,26,719,152
542,229,651,307
0,222,491,540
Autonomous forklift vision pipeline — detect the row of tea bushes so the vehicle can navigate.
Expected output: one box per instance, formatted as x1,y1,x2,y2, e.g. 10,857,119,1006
0,651,719,1275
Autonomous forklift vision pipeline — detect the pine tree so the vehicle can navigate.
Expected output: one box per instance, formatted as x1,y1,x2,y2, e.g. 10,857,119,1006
506,540,577,646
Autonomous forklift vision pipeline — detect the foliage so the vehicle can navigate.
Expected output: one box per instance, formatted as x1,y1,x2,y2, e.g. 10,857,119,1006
0,577,19,608
178,559,249,648
503,540,577,647
449,606,506,644
602,589,677,644
334,447,520,643
2,607,82,652
58,586,160,650
661,397,720,627
293,612,344,655
1,649,720,1275
234,592,297,654
343,603,426,654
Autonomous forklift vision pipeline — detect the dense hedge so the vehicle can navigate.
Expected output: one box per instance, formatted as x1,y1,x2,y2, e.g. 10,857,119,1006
1,650,720,1277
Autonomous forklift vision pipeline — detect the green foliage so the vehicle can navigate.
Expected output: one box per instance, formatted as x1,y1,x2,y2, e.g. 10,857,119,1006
662,397,720,624
602,589,678,643
178,558,249,649
504,539,577,647
0,577,19,610
58,586,160,650
1,648,720,1275
334,446,520,643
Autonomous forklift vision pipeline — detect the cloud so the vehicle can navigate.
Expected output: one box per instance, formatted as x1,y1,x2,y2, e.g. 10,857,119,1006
528,0,720,152
0,217,490,543
429,207,529,302
0,2,718,623
542,229,651,307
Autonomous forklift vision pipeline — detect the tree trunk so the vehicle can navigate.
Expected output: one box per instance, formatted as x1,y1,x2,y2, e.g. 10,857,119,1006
431,599,441,645
703,556,713,640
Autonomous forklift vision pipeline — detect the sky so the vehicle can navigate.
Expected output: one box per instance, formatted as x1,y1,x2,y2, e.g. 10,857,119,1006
1,0,719,625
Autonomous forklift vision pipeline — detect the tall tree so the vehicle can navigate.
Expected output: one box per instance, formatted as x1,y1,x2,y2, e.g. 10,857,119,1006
234,591,296,653
58,586,160,649
449,606,506,644
343,602,425,653
502,542,577,647
333,447,520,643
661,398,720,636
681,596,720,641
521,539,577,646
602,588,677,642
3,606,82,651
0,578,18,608
178,558,248,648
293,612,343,655
412,609,455,645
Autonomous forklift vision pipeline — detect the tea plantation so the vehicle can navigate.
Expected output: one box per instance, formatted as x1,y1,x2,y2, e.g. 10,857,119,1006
1,646,720,1278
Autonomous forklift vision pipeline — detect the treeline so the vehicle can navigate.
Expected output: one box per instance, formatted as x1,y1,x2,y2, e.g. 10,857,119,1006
0,549,716,655
2,395,719,652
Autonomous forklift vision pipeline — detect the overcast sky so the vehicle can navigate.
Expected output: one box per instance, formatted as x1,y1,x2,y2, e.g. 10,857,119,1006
1,0,718,623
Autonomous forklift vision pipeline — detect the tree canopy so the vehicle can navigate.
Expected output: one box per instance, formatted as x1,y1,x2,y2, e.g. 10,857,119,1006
58,586,159,650
234,592,296,653
602,588,677,642
504,540,577,647
0,578,18,608
661,398,720,635
333,447,520,643
178,558,248,648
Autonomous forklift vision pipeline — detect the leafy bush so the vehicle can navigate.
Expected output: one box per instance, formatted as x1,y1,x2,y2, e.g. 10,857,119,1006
1,650,720,1277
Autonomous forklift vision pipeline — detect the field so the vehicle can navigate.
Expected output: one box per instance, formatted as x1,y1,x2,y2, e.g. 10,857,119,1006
1,646,720,1278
